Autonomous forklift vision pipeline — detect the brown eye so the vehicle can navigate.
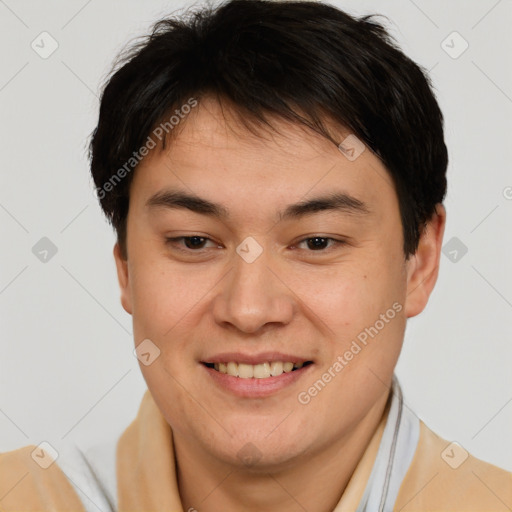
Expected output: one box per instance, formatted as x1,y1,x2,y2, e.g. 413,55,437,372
183,236,207,249
306,237,330,250
165,236,219,252
296,237,343,252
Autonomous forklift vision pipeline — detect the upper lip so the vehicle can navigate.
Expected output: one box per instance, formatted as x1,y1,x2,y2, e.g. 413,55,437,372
201,352,313,365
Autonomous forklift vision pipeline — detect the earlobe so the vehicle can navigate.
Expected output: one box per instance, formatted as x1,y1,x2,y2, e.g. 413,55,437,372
113,242,133,315
404,204,446,318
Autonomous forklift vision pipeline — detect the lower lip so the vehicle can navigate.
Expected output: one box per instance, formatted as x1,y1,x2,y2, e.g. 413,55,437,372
202,364,314,398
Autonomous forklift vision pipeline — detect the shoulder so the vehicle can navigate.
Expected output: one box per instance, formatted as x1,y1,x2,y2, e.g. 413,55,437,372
395,420,512,511
0,392,152,511
0,437,118,512
0,444,86,511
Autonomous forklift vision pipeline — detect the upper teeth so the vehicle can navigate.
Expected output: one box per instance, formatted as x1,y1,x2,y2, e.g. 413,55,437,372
213,361,304,379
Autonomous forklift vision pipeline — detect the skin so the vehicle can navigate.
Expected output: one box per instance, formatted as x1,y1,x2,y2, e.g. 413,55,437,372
113,96,446,511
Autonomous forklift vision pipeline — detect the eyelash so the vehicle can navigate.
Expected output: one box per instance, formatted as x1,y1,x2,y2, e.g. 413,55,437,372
164,236,346,254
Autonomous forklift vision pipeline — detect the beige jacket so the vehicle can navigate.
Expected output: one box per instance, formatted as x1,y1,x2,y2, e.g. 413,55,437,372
1,382,511,511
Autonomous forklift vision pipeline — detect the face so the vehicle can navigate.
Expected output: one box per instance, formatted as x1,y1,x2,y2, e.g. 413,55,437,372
114,97,444,470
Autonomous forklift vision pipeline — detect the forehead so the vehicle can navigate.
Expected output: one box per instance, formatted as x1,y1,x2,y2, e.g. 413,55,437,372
131,97,398,217
157,97,350,164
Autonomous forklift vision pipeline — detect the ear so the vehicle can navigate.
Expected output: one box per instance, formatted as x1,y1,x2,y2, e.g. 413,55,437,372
113,242,133,315
404,204,446,318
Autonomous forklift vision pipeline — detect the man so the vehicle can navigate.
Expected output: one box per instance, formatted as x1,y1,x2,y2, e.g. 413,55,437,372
1,0,510,510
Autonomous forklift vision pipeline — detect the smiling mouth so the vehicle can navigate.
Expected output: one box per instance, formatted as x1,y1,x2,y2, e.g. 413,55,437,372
202,361,314,379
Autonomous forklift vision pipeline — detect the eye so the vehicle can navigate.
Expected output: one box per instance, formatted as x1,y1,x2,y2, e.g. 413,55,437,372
165,236,220,251
164,235,345,254
295,237,344,252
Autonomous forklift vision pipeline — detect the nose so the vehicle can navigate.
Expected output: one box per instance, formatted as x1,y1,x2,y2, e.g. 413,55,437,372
212,246,295,334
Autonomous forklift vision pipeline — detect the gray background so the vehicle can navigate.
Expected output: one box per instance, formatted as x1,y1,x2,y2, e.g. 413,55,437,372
1,0,511,472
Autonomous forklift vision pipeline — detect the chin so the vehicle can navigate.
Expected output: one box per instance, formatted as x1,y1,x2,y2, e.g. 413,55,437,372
217,429,309,470
223,444,306,473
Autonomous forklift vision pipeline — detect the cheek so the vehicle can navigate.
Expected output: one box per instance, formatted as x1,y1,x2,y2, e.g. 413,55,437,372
128,256,224,377
287,254,404,330
129,257,204,334
130,267,172,336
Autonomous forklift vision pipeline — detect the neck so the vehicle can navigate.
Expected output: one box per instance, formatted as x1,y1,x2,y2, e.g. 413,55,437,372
175,391,391,512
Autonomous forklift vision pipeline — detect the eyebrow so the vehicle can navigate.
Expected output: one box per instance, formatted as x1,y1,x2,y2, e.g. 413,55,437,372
145,189,370,220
